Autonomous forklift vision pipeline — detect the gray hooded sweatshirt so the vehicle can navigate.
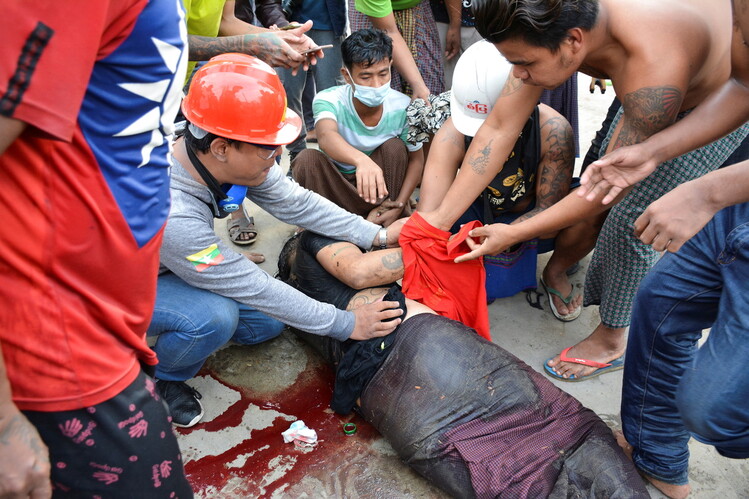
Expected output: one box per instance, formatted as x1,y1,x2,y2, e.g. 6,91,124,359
158,157,380,341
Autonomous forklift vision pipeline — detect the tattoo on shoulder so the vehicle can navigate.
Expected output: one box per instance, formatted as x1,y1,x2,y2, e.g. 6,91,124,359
381,251,402,270
469,139,494,175
614,86,682,148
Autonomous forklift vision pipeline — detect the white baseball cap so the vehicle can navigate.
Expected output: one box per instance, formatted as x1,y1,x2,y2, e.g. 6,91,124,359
450,40,512,137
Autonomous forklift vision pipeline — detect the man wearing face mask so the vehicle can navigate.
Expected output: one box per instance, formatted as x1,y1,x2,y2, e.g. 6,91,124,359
291,28,425,228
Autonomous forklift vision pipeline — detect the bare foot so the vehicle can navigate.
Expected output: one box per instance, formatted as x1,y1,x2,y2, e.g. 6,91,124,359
546,323,626,379
613,430,633,459
245,252,265,264
646,476,691,499
614,431,691,499
541,265,582,316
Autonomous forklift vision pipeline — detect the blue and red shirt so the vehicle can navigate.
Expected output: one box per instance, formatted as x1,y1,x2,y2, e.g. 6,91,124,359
0,0,187,411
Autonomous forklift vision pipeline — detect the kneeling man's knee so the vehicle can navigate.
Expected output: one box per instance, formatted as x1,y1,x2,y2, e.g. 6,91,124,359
676,381,748,455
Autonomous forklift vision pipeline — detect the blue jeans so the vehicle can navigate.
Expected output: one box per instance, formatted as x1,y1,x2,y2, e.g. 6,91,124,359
621,201,749,485
147,273,284,381
278,29,344,154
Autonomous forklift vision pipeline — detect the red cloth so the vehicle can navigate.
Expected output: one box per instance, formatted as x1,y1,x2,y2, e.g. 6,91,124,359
0,0,185,411
399,212,490,340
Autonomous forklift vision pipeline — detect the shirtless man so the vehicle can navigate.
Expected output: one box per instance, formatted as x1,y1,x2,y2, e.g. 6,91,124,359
570,1,749,496
418,0,749,382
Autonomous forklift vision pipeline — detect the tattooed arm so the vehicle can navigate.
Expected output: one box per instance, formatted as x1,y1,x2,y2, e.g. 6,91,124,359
0,114,51,497
584,11,749,203
316,242,404,290
0,345,52,498
513,105,575,225
456,83,688,263
187,6,319,72
420,75,544,230
188,31,306,69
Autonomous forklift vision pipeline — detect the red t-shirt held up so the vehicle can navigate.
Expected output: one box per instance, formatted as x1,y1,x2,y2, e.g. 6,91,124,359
399,212,491,340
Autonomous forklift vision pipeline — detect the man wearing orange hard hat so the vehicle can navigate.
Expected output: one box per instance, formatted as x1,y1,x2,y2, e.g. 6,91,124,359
148,54,403,428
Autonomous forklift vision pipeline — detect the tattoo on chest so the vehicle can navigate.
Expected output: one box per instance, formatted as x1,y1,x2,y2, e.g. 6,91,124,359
614,86,682,148
346,288,388,311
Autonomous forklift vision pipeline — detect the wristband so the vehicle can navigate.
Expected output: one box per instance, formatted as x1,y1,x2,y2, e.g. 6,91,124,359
378,227,388,250
343,422,357,436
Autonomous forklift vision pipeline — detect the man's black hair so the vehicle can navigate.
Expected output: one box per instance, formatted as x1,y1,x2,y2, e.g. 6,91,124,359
341,28,393,70
183,120,241,153
276,232,302,289
473,0,599,52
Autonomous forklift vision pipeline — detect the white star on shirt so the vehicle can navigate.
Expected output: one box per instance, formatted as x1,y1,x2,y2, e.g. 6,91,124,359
114,8,187,167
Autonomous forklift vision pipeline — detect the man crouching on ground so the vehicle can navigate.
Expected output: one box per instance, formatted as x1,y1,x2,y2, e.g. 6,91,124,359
148,54,402,428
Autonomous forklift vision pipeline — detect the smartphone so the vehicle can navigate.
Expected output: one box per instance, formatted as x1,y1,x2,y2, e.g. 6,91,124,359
299,45,334,57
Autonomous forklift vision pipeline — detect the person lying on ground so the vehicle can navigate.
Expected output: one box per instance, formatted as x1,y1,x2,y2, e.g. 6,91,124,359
276,230,649,498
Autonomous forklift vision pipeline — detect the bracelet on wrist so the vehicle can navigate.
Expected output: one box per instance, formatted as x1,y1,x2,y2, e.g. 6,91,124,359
377,227,388,250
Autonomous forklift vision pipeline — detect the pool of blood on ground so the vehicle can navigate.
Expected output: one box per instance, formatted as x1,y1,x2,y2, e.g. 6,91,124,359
178,362,379,495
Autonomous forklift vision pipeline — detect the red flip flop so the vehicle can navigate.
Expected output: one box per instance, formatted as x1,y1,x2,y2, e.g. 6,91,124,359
543,347,624,382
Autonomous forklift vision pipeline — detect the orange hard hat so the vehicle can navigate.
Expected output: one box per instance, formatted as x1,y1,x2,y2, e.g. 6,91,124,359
182,54,301,145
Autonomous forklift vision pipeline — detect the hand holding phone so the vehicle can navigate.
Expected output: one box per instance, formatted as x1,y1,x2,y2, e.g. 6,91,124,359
299,44,334,57
279,22,303,31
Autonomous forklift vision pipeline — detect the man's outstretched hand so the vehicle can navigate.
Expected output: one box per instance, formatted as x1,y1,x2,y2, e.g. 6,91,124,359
634,179,719,253
579,143,659,204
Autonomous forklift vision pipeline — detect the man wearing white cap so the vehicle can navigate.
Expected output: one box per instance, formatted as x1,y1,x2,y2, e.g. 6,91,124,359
420,41,590,321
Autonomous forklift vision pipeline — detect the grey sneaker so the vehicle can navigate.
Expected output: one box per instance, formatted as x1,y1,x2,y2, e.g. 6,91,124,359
155,379,204,428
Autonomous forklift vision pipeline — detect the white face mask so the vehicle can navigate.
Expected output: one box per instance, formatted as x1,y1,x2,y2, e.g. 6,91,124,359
345,67,391,108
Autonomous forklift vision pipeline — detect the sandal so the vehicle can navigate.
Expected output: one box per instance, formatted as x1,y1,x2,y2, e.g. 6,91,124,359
543,347,624,382
227,215,258,246
540,278,582,322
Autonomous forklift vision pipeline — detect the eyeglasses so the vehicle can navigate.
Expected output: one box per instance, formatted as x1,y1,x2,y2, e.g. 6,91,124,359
250,143,280,160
